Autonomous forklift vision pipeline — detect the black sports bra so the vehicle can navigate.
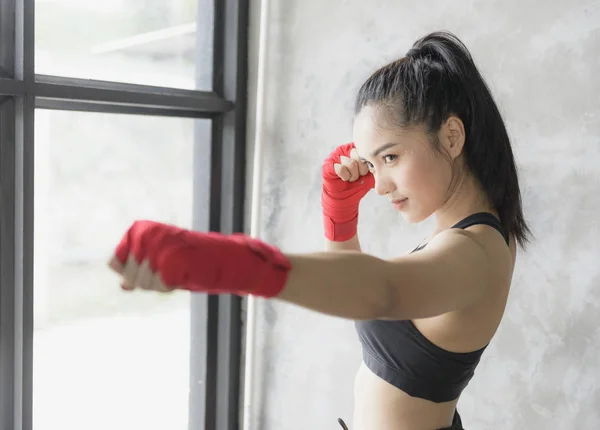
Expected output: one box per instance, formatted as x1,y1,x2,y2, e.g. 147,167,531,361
354,212,509,403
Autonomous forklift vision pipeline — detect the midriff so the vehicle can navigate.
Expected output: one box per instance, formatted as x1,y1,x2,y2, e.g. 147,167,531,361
352,362,457,430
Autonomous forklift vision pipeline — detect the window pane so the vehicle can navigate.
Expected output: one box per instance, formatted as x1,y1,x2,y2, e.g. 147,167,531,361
35,0,214,90
33,110,203,430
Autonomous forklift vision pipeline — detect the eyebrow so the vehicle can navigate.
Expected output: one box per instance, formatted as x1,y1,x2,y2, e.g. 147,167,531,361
359,142,402,161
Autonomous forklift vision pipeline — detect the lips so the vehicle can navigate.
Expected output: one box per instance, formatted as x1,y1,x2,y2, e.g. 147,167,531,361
391,197,408,210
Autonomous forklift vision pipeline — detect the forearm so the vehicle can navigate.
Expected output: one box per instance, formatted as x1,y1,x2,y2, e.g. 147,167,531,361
324,234,362,253
276,251,391,320
111,221,393,319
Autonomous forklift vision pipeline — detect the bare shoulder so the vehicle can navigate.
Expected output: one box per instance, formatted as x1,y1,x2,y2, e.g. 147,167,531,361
443,222,517,281
410,224,517,352
382,222,517,322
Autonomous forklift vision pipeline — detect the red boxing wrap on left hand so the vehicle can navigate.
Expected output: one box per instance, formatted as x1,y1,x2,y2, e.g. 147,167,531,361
114,221,291,298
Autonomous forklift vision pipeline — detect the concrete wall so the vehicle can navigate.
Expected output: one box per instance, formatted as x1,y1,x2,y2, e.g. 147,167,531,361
245,0,600,429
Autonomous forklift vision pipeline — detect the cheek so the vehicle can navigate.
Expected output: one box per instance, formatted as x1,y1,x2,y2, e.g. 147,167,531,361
402,154,451,199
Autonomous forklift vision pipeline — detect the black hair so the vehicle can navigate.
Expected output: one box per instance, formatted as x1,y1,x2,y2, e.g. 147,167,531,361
355,31,531,248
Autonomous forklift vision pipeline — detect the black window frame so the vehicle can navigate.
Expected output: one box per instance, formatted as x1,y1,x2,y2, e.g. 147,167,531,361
0,1,249,430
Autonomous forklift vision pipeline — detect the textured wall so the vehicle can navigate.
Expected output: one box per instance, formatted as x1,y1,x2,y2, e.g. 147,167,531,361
244,1,600,429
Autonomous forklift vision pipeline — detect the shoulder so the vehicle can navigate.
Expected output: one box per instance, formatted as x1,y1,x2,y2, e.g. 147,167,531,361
422,223,516,283
382,224,515,319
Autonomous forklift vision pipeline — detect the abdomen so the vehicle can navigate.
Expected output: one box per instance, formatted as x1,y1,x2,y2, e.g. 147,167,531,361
353,362,457,430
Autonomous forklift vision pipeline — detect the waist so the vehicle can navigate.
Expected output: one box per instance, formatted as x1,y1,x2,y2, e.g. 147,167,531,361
353,362,458,430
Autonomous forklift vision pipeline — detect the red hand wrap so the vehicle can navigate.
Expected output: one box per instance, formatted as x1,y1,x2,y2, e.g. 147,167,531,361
114,221,291,298
321,143,374,242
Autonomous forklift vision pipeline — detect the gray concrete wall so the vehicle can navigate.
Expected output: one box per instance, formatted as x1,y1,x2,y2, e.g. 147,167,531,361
245,1,600,429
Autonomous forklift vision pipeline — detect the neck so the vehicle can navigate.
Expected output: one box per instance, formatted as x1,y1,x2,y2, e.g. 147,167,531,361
433,169,494,234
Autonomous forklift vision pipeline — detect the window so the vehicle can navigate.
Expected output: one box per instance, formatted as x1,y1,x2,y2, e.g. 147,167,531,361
0,2,248,430
35,0,206,89
33,111,196,430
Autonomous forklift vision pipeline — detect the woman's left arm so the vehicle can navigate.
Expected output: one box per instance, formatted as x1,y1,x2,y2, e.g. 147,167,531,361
109,221,496,321
278,229,493,320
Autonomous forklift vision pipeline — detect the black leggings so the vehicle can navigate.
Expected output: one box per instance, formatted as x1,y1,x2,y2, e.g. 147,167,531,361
337,410,464,430
439,410,464,430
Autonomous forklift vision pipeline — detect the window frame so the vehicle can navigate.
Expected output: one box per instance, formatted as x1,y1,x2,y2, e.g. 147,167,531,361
0,1,248,429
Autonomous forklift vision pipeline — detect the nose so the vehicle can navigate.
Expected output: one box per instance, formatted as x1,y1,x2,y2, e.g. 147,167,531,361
373,171,395,196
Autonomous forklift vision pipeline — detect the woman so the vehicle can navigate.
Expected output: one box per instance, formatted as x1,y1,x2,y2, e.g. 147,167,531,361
108,31,530,430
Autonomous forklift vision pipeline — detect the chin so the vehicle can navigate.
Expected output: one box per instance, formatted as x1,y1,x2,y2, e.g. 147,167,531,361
399,212,421,224
400,207,433,224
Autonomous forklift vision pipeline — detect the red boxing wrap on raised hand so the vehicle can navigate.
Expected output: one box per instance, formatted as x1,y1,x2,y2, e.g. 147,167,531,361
321,143,374,242
114,221,291,298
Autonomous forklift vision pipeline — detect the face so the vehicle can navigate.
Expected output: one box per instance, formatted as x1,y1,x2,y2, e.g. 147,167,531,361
352,105,465,223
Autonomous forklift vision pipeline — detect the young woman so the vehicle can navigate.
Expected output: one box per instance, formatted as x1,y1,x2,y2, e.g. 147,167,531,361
108,31,530,430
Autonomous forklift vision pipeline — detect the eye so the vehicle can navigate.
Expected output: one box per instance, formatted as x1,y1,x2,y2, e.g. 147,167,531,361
363,160,374,170
383,154,397,164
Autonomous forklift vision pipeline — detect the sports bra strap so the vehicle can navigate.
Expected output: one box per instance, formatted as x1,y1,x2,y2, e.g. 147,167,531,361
411,212,509,253
451,212,509,245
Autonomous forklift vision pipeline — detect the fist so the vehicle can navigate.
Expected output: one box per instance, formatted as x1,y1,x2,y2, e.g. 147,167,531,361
109,254,174,293
333,147,370,182
322,142,375,196
107,220,181,293
321,143,374,241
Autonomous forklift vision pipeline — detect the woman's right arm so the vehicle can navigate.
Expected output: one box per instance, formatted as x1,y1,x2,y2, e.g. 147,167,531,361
325,235,362,252
321,143,372,254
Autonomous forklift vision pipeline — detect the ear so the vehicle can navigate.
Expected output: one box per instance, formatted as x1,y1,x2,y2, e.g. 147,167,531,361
440,116,465,160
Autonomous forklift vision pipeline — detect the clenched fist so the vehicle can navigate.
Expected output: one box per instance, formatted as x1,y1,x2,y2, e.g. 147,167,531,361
321,143,374,242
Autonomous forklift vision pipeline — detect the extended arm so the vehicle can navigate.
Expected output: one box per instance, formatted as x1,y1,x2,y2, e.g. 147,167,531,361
109,222,494,322
279,229,492,320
